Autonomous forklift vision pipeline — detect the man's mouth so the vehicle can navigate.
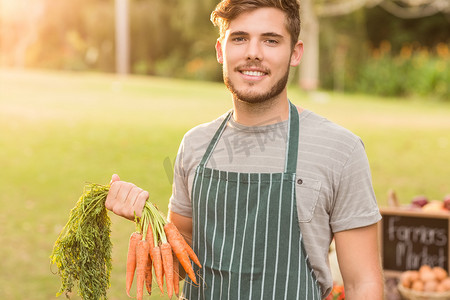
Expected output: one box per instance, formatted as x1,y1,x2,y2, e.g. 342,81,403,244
235,63,270,78
241,70,266,77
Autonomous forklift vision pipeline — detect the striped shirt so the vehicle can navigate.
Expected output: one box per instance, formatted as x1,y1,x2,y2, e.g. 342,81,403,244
169,109,382,298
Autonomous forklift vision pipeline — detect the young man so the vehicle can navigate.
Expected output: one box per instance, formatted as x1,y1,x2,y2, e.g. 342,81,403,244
106,0,384,299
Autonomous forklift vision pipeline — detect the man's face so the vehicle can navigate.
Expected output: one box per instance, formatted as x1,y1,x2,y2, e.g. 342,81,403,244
216,7,303,104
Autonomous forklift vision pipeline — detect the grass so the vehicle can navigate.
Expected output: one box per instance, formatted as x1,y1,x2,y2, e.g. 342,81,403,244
0,68,449,299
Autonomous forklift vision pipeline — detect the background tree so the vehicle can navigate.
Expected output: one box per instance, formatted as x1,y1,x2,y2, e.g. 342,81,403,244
299,0,450,91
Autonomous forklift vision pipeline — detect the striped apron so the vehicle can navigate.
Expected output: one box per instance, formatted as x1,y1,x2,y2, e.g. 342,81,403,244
183,102,321,299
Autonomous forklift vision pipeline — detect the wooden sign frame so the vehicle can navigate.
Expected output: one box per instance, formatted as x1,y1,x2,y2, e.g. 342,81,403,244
379,207,450,276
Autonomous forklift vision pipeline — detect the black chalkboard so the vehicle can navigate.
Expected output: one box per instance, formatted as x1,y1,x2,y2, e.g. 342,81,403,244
380,208,450,272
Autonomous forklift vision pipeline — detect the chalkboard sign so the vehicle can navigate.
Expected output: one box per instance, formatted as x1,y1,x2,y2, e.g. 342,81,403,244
380,208,450,272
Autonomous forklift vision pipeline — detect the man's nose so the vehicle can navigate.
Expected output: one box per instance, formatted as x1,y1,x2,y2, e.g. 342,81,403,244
246,40,263,61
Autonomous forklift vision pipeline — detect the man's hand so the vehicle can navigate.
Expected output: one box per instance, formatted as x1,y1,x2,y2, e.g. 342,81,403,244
105,174,148,220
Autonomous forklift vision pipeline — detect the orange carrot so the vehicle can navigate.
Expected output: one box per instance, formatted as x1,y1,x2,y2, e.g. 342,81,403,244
164,223,198,284
136,240,150,300
150,246,164,294
126,232,142,297
144,253,152,295
143,218,154,295
145,223,154,248
160,242,174,299
173,256,180,297
164,222,201,268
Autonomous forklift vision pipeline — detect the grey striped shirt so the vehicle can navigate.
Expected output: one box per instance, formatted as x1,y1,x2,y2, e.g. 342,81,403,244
169,109,382,298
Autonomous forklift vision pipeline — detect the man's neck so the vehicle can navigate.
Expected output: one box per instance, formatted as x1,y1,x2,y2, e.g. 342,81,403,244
231,95,290,127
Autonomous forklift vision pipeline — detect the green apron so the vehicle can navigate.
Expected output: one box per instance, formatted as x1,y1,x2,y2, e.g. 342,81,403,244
183,101,321,299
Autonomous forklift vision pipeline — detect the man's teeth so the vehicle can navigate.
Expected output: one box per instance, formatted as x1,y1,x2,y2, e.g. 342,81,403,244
242,70,265,76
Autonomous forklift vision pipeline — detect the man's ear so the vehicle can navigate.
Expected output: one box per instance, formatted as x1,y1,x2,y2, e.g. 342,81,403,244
290,40,304,67
216,39,224,64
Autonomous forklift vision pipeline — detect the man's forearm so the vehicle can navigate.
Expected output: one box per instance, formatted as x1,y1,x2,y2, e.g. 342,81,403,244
344,281,384,300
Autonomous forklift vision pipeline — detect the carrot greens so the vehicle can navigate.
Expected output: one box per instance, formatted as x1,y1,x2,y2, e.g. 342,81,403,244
50,183,112,299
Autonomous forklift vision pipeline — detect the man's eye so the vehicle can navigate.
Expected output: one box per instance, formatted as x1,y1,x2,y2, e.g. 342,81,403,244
266,39,279,45
233,37,246,42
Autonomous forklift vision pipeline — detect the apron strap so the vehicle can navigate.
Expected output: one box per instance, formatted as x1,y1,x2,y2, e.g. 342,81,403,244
285,101,299,174
198,102,300,173
198,111,232,168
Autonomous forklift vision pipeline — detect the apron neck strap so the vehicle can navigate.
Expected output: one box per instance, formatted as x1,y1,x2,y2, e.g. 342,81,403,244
198,101,300,173
198,112,232,168
285,100,299,174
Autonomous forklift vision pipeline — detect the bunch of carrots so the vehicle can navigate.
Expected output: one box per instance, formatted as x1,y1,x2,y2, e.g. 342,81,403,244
128,201,202,299
50,182,201,300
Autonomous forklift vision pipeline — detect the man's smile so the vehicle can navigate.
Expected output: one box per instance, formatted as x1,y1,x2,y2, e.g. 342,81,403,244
236,64,270,79
241,70,266,77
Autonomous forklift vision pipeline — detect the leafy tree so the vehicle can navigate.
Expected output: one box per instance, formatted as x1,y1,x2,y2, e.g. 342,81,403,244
299,0,449,90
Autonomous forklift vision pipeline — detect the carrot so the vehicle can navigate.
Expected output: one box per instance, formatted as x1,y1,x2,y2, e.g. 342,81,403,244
150,246,164,294
160,242,174,299
126,232,142,297
173,256,180,297
143,220,154,295
144,253,152,295
136,240,150,300
163,223,198,284
164,222,201,268
145,222,155,248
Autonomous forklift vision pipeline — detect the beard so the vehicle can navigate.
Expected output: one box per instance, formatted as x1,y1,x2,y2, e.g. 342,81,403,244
223,62,290,104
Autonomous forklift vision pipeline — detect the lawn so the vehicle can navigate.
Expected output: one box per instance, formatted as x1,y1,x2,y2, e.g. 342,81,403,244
0,69,449,299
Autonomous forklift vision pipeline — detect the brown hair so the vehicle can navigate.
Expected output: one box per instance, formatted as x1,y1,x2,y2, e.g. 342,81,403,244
210,0,301,48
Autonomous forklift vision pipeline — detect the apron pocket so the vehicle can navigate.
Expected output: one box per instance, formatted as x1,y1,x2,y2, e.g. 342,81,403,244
295,177,321,222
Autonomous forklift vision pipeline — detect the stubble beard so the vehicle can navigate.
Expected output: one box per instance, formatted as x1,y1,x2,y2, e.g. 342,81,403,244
223,63,290,105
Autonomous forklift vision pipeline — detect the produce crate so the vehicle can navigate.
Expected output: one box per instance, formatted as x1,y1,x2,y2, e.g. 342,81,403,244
398,283,450,300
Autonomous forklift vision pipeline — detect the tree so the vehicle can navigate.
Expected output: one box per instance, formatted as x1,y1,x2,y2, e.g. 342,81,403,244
115,0,129,74
299,0,450,91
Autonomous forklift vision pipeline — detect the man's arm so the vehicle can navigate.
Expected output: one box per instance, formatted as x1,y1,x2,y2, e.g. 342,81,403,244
334,223,384,300
168,210,193,279
168,210,193,246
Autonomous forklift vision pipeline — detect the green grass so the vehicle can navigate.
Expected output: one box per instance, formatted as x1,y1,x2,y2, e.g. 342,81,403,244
0,69,449,299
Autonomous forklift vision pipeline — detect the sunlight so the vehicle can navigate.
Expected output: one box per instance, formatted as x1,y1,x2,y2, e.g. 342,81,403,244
1,0,45,22
0,0,46,67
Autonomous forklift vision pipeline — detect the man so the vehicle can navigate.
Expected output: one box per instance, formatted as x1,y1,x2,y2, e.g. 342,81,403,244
106,0,384,299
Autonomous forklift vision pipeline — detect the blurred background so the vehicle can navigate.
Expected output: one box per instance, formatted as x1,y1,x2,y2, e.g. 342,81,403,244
0,0,449,299
1,0,449,97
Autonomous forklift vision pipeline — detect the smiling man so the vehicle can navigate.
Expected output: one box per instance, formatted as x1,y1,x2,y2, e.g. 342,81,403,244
218,7,299,107
215,4,303,126
106,0,384,299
